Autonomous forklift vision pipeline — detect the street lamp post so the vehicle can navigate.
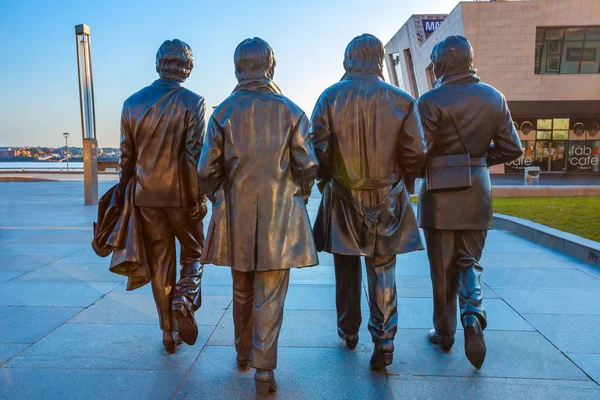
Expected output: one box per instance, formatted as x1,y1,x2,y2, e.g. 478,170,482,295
63,132,70,171
75,23,98,205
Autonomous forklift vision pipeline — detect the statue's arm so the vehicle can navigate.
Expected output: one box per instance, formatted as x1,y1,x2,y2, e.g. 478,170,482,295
290,113,318,203
118,102,135,201
186,97,207,203
399,99,427,189
416,97,439,176
487,97,524,166
197,116,224,203
309,94,332,190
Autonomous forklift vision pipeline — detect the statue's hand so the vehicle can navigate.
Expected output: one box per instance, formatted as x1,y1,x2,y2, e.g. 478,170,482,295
190,201,208,221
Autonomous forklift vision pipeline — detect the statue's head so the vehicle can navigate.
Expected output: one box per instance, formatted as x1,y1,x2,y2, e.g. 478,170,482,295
234,37,276,81
430,35,474,79
343,34,384,75
155,39,194,82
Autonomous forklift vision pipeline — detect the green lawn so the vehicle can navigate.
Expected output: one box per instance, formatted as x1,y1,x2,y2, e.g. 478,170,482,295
492,197,600,242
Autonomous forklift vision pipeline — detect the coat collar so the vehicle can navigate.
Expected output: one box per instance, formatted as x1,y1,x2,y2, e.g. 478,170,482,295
152,78,182,87
232,77,283,94
434,69,480,88
341,71,384,81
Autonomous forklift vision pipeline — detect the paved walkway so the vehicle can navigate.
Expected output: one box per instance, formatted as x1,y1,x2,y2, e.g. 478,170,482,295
1,180,600,399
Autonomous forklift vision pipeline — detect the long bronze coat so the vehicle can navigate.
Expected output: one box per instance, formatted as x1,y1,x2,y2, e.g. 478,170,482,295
198,78,319,272
311,72,426,257
417,71,523,230
119,78,206,207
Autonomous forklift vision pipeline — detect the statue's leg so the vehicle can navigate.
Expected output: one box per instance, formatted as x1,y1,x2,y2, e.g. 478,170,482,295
169,208,204,345
250,269,290,393
456,230,487,369
333,254,362,348
232,269,255,369
138,207,178,353
423,229,458,351
365,254,397,369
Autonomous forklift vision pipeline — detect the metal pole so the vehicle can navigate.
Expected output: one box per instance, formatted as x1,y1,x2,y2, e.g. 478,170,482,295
65,136,69,171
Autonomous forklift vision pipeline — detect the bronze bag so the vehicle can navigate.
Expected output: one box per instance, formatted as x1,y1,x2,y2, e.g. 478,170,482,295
425,114,472,192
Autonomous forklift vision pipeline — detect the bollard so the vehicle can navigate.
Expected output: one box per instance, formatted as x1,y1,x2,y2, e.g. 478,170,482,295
524,166,540,186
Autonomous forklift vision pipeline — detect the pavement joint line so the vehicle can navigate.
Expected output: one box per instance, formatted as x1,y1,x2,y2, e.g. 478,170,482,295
0,227,93,230
170,297,233,400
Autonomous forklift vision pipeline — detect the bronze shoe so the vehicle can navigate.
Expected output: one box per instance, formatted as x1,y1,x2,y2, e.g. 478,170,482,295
428,329,455,352
463,314,486,370
173,297,198,346
337,328,359,349
254,369,277,394
370,340,394,370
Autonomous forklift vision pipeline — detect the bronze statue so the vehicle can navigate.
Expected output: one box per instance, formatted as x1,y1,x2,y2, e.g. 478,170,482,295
118,39,207,354
198,37,318,394
310,34,427,370
417,35,523,369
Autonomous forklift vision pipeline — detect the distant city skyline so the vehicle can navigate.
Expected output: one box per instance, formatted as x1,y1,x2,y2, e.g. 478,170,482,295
0,0,457,148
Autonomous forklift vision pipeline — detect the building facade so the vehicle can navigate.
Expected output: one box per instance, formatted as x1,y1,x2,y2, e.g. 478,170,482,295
385,0,600,174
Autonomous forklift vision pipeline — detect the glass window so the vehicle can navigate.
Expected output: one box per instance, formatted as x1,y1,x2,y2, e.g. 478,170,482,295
545,28,565,40
561,42,583,73
538,119,553,129
565,28,585,41
537,130,552,140
553,130,569,140
586,27,600,40
580,41,600,74
553,118,569,129
535,26,600,74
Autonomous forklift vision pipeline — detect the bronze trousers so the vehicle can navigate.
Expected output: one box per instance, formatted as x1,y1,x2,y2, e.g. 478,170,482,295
423,229,487,339
138,207,205,332
232,269,290,370
334,254,398,343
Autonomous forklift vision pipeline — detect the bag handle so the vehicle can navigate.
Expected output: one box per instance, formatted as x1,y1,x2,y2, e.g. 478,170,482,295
448,113,470,156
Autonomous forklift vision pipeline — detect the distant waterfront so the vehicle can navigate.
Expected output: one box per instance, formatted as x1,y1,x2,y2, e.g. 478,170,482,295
0,161,84,171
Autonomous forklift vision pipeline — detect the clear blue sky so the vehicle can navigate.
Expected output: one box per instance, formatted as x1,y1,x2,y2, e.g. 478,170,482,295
0,0,457,148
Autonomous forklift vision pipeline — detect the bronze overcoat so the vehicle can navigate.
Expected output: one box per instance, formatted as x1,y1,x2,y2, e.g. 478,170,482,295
198,78,319,272
119,78,206,208
417,71,524,230
311,71,426,257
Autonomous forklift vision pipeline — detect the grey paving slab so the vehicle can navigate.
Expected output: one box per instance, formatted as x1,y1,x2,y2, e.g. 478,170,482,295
284,285,368,311
15,263,127,283
0,243,87,257
389,376,600,400
16,230,93,244
0,271,23,282
0,282,119,307
110,282,233,297
70,293,230,326
482,240,546,254
482,268,600,289
174,346,391,400
568,353,600,384
58,248,108,264
0,343,30,365
495,288,600,315
387,329,588,380
479,253,572,269
395,298,533,331
0,255,63,272
0,229,53,244
289,265,335,285
0,306,82,343
202,265,232,286
0,368,186,400
523,314,600,354
208,309,373,349
7,323,213,370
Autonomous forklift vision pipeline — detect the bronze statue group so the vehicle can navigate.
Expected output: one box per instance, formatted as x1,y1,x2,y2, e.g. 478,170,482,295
94,33,523,394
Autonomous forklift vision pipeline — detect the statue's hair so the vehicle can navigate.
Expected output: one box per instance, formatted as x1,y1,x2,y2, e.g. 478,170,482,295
234,37,276,81
430,35,474,75
343,33,384,74
155,39,194,82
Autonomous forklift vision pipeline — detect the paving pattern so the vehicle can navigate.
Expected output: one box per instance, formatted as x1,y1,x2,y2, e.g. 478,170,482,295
1,181,599,399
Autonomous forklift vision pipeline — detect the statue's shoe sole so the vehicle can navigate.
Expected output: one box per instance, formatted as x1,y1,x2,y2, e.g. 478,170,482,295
174,306,198,346
464,324,486,370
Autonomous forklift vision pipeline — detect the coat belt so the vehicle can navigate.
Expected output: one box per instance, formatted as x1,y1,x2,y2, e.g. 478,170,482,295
332,172,400,190
331,174,405,231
